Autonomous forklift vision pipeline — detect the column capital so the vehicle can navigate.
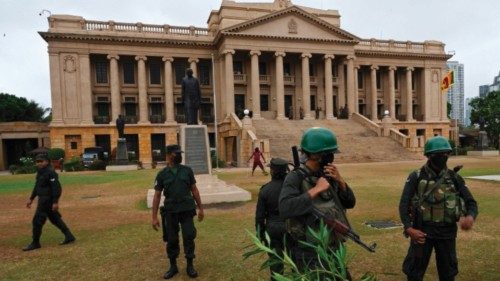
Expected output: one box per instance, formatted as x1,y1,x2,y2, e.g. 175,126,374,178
323,54,335,60
346,55,356,60
249,50,261,56
162,56,174,62
354,65,361,70
389,65,397,71
107,54,120,60
406,66,415,72
370,65,379,70
274,51,286,57
135,55,147,61
188,57,199,63
221,49,235,55
301,53,312,59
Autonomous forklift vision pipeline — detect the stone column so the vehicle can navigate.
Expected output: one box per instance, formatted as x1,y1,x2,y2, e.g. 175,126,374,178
275,51,287,120
346,55,355,117
337,62,345,112
136,55,150,124
79,54,94,125
107,54,120,124
353,66,360,114
388,66,397,120
423,67,431,121
323,54,335,119
250,50,262,119
370,65,379,121
301,53,313,120
188,57,199,78
162,56,176,124
406,67,415,121
49,53,63,124
223,49,235,116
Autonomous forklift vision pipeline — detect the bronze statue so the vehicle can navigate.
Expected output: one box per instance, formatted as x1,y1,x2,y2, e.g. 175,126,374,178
116,115,125,139
181,68,201,125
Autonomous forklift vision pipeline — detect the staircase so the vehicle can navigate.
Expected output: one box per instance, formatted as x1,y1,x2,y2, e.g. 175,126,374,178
253,119,423,163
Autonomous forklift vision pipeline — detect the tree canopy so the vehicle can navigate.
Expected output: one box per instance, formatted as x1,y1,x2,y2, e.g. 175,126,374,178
469,91,500,149
0,93,50,122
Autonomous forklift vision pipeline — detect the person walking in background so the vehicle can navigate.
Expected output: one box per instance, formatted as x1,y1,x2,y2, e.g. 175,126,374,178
23,154,75,251
248,147,268,176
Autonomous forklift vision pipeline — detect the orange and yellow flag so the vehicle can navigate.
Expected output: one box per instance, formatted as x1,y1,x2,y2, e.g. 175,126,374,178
441,71,454,92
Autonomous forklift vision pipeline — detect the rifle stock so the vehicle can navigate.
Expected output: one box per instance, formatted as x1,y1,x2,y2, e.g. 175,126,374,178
312,207,376,253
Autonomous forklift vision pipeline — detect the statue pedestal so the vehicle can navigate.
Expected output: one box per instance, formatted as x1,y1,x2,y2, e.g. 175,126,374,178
115,138,129,165
477,131,489,150
180,125,212,175
467,131,499,157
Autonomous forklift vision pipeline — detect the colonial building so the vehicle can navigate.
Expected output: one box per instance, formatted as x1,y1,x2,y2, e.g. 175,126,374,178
39,0,452,167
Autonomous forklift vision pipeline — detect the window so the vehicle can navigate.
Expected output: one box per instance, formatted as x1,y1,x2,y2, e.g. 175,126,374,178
284,62,291,76
259,62,267,75
233,61,243,74
70,142,78,149
332,64,338,77
260,94,269,111
123,61,135,84
376,71,381,90
310,95,316,111
97,103,109,117
174,61,188,85
149,61,161,85
150,103,163,116
395,72,399,90
309,63,314,76
412,72,416,91
95,61,108,84
124,103,137,117
199,61,211,86
357,71,364,89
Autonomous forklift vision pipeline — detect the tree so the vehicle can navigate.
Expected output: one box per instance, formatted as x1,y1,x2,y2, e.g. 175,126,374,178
0,93,50,122
469,91,500,149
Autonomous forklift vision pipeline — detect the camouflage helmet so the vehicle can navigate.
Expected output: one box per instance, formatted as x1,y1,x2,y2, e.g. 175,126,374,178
424,136,452,155
300,127,338,154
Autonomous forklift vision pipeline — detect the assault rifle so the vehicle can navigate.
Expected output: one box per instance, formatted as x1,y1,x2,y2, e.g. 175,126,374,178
291,146,376,253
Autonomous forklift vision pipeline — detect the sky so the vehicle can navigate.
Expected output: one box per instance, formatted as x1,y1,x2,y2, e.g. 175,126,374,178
0,0,499,108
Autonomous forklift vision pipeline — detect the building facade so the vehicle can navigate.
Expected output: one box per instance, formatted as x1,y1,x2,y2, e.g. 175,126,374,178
464,97,472,127
479,85,489,98
39,0,452,166
446,61,464,125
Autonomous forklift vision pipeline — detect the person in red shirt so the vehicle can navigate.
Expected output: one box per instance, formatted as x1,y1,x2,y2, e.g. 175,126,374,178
248,147,268,176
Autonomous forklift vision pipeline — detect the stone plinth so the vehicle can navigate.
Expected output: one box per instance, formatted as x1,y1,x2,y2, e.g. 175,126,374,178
115,138,129,165
180,125,211,175
147,174,251,207
467,150,499,157
106,164,138,171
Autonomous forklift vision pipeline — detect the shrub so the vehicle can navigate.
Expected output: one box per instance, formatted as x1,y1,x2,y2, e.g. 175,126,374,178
244,222,376,281
211,150,226,168
48,148,65,160
8,164,19,175
88,159,106,171
63,156,84,172
14,157,37,174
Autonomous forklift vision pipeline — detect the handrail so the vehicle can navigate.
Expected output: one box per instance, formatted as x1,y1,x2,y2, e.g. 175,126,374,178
351,112,381,136
83,20,211,37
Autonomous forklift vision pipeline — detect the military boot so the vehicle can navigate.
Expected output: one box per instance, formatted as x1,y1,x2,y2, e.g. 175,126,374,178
163,258,178,279
60,234,76,245
22,242,41,251
186,258,198,278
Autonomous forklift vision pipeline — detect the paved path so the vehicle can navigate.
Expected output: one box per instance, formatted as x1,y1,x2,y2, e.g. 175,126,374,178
466,175,500,182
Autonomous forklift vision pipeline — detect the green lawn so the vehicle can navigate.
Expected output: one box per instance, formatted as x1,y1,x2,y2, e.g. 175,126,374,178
0,156,499,280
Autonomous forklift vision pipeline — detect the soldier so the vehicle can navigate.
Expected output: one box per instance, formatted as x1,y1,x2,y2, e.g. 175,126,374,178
255,158,289,280
151,144,204,279
399,136,478,281
23,154,75,251
279,127,356,278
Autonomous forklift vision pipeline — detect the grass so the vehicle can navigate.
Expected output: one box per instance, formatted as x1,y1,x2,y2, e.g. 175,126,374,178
0,156,498,280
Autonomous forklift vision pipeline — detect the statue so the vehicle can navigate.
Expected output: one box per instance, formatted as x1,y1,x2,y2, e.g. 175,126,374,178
478,116,486,131
116,114,125,139
181,68,202,125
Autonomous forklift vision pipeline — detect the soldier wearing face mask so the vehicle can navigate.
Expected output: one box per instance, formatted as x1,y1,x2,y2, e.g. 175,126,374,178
279,127,356,278
151,144,204,279
399,136,478,281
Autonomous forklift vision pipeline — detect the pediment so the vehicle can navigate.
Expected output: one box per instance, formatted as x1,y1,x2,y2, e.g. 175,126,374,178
221,6,359,42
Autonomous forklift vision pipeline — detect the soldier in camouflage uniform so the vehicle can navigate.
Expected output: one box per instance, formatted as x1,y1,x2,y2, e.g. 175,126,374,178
399,136,478,281
279,127,356,278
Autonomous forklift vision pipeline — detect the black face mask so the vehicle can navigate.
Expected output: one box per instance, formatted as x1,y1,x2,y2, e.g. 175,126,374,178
429,154,448,170
318,152,334,170
173,153,183,164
